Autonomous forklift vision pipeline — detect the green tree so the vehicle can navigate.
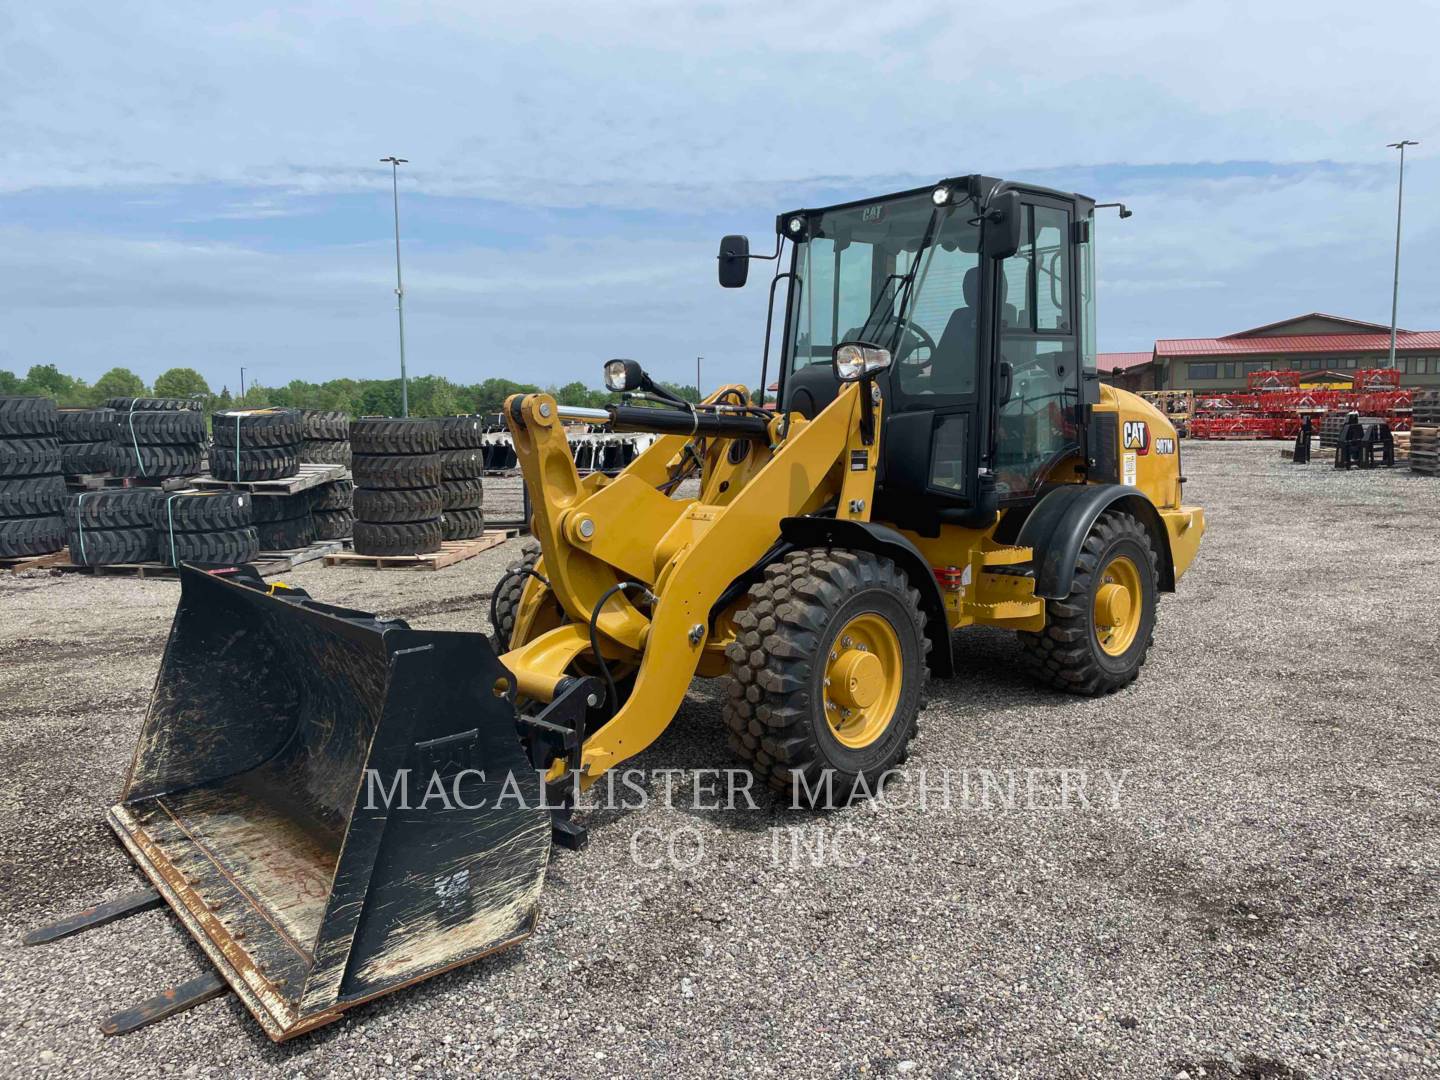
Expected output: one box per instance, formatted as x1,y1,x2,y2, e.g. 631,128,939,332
153,367,211,400
0,370,20,394
215,386,234,409
407,375,461,417
657,381,701,404
358,380,403,417
92,367,149,402
21,364,89,405
459,378,540,415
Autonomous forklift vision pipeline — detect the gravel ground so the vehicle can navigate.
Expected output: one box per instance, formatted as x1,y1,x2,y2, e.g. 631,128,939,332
1,442,1436,1079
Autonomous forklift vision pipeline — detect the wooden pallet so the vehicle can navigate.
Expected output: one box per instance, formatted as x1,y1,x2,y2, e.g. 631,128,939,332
0,548,72,573
66,474,193,492
57,555,295,579
322,531,507,571
189,463,348,495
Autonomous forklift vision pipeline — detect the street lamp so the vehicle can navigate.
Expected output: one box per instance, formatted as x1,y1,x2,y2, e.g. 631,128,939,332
1386,139,1418,369
380,156,410,416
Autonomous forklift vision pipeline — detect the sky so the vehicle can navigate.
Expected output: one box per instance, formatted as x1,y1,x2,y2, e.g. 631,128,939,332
1,1,1436,394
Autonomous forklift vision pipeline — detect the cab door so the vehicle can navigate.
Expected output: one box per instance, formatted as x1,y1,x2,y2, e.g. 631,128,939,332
992,197,1083,500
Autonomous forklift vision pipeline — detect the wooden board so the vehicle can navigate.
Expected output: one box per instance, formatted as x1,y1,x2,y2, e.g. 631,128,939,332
0,548,71,573
322,531,507,571
257,540,344,570
55,556,293,579
190,463,348,495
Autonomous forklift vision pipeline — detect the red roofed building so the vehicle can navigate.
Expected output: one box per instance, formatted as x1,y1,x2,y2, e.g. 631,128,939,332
1099,314,1440,392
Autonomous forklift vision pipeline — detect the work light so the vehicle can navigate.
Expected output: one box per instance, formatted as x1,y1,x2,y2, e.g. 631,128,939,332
833,343,893,382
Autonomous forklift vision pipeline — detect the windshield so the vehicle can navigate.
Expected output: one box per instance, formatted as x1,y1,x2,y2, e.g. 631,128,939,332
784,191,984,402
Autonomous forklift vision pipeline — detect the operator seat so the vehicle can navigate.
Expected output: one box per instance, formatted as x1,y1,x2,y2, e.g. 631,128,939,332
925,268,1019,395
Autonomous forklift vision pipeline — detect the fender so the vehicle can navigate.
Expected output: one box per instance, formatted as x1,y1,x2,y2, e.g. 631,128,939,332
777,516,954,677
1015,483,1175,600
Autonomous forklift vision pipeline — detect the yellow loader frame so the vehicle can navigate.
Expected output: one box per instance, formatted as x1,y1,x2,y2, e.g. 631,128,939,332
498,380,1202,789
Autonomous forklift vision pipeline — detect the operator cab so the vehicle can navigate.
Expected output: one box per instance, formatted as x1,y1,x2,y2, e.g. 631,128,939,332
721,175,1100,534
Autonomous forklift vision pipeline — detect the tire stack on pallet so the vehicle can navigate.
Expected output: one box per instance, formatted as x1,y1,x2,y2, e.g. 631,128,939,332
437,417,486,541
106,397,206,481
0,396,66,560
300,410,351,467
1410,391,1440,477
351,418,443,556
153,490,260,566
58,407,119,479
211,408,303,482
251,493,317,552
65,489,162,566
311,478,355,541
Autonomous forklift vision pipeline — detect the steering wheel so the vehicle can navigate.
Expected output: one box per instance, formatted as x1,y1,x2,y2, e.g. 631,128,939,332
849,317,936,368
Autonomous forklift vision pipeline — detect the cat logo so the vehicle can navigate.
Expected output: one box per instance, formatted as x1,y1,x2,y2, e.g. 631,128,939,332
1153,437,1176,455
1122,420,1150,454
861,204,885,223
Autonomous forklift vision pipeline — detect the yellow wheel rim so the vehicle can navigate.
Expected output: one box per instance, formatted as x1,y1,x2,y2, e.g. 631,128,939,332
823,612,903,749
1093,554,1143,657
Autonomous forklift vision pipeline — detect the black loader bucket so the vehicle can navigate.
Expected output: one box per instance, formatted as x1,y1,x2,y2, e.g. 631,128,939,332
107,566,550,1041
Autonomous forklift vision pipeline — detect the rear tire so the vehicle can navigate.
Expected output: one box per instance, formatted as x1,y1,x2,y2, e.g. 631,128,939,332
491,539,541,651
723,549,929,805
1018,510,1159,695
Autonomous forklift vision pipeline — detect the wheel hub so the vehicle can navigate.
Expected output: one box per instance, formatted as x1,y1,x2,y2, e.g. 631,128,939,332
1093,554,1143,657
830,649,883,710
823,612,903,749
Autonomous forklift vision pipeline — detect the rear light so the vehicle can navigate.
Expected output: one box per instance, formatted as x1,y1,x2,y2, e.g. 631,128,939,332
934,566,965,592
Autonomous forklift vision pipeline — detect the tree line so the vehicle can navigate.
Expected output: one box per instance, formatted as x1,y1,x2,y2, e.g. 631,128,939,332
0,364,701,417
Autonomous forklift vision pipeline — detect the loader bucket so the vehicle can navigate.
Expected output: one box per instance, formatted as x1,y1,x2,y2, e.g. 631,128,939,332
107,566,551,1041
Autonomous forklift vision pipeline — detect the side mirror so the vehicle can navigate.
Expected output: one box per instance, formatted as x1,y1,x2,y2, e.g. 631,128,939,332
718,234,750,288
833,342,893,382
982,191,1023,260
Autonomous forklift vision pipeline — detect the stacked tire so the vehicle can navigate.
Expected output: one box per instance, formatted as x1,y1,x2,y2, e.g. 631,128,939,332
65,489,162,566
151,490,258,567
250,492,316,552
0,397,66,558
211,409,303,482
58,408,119,477
108,398,206,480
436,417,486,541
300,410,351,466
311,479,354,540
351,419,442,556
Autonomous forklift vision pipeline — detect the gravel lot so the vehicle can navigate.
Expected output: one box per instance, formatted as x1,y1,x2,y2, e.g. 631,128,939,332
1,442,1436,1079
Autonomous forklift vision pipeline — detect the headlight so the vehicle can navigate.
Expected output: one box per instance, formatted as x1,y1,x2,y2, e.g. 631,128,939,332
604,359,634,392
787,215,805,235
932,186,950,206
833,343,893,382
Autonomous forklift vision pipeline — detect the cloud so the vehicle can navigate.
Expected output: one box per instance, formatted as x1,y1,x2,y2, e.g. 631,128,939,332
0,2,1435,383
1,1,1432,205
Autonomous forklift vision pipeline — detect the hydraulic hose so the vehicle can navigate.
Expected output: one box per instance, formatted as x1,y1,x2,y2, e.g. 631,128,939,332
488,566,550,648
588,580,654,718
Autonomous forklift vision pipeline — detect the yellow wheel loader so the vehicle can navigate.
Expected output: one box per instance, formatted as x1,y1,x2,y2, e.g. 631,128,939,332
31,175,1202,1040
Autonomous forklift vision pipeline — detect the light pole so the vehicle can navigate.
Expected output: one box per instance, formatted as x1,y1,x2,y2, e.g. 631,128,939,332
380,156,410,416
240,367,246,400
696,355,703,398
1386,139,1418,369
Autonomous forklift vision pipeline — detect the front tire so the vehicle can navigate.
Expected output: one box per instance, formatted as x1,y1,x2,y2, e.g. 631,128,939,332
1019,510,1159,695
724,549,929,805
